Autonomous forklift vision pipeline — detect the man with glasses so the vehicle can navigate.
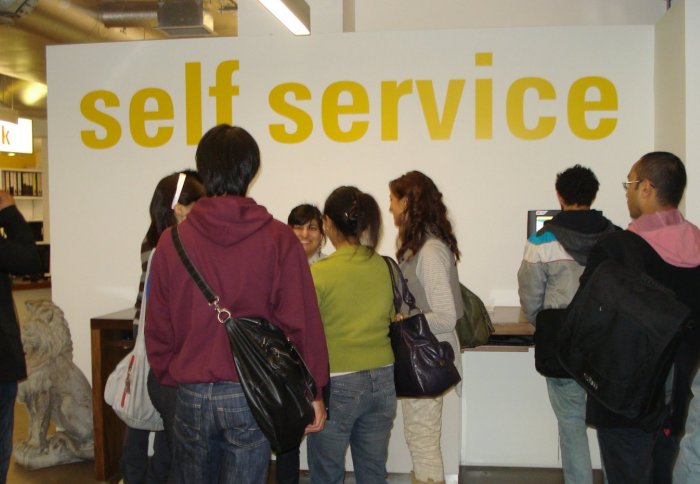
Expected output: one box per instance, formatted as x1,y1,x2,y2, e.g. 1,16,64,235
518,164,617,484
577,152,700,484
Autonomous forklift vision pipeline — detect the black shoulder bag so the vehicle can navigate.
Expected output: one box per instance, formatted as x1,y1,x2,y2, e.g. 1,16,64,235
557,258,693,423
171,227,317,453
384,256,461,398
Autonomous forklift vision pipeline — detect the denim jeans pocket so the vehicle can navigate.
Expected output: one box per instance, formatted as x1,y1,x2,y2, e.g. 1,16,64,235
175,390,202,444
375,367,397,420
215,393,268,449
328,378,361,431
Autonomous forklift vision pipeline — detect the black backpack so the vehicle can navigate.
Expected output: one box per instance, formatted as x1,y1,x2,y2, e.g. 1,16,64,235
556,258,693,420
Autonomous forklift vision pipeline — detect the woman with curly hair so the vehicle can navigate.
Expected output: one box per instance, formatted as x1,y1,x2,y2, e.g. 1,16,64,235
388,171,462,484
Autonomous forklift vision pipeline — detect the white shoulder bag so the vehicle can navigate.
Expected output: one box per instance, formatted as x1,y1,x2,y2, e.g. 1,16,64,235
104,251,164,431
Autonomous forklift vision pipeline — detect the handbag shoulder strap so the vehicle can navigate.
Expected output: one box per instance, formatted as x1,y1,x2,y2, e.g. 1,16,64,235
171,226,231,321
382,256,418,313
136,250,156,342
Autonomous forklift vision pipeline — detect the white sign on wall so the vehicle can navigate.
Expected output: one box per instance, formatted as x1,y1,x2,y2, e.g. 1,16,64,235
47,27,654,388
0,118,33,153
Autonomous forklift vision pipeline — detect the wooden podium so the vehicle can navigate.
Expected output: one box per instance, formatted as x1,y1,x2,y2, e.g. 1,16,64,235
90,308,135,481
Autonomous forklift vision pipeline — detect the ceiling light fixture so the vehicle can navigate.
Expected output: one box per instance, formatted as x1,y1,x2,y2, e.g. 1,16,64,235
258,0,310,35
0,104,18,124
0,76,18,124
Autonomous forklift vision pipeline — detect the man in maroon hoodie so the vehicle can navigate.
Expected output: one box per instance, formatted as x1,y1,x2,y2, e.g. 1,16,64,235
578,152,700,484
145,125,329,483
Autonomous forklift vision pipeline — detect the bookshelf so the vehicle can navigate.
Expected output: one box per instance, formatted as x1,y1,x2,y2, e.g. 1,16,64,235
0,168,43,222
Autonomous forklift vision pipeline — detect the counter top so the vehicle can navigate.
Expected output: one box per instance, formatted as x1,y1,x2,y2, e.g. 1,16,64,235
11,279,51,291
466,306,534,352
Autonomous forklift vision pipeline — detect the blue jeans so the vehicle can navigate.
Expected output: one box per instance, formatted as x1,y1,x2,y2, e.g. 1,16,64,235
307,366,396,484
0,382,17,484
674,369,700,483
547,377,592,484
172,382,270,484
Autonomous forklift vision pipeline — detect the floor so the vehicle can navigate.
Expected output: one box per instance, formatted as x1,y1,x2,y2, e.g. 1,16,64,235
8,403,605,483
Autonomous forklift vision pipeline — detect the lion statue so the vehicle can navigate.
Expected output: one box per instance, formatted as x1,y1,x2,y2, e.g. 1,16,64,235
14,299,94,469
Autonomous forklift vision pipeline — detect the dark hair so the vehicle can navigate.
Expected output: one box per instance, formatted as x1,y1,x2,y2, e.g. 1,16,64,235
389,170,460,262
145,170,205,248
555,164,599,206
195,124,260,196
288,203,325,240
323,186,381,250
635,151,686,207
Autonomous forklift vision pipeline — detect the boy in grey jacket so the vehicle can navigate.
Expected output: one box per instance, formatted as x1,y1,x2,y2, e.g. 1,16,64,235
517,165,617,484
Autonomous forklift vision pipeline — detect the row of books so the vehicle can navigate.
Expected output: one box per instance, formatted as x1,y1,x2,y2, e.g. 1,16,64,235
1,170,43,197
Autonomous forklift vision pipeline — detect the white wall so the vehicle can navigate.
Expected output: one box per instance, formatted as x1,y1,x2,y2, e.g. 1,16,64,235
47,25,655,386
654,0,700,220
655,0,687,177
352,0,666,30
686,0,700,222
45,0,682,473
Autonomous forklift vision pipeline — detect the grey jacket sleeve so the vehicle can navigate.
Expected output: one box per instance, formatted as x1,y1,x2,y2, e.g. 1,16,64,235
415,239,458,335
517,244,546,325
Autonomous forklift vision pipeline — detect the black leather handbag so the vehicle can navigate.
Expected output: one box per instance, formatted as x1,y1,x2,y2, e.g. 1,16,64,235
384,257,461,398
171,227,316,453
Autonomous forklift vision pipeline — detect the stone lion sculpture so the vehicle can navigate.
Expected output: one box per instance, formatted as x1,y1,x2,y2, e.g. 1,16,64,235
14,299,94,469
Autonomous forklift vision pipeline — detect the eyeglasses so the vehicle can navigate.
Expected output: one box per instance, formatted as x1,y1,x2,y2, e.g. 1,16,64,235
171,173,187,209
622,179,656,190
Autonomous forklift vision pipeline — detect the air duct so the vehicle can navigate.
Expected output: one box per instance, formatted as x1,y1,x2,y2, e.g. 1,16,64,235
0,0,37,24
99,1,158,28
157,0,214,37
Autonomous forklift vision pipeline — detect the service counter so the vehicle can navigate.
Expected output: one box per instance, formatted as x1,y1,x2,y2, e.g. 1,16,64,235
89,306,601,482
90,308,134,481
460,307,603,472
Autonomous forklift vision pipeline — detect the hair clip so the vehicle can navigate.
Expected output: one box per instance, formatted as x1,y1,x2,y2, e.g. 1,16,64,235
171,173,187,209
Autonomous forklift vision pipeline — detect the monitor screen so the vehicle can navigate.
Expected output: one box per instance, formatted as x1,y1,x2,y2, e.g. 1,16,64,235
527,210,560,238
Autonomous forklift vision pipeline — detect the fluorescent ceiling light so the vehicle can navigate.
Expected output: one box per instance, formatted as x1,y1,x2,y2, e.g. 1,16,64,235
258,0,310,35
20,82,47,106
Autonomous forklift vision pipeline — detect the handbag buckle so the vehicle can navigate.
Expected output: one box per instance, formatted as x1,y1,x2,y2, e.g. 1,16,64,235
209,297,232,324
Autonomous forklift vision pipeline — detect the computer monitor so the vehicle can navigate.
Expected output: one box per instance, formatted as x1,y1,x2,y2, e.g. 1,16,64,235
527,210,560,238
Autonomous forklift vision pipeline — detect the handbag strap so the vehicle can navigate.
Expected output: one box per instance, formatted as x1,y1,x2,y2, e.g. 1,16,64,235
382,256,418,313
134,250,156,351
171,226,232,323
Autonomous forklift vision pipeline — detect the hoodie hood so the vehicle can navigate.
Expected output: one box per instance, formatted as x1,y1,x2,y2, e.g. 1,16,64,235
186,196,273,246
542,210,618,265
628,209,700,268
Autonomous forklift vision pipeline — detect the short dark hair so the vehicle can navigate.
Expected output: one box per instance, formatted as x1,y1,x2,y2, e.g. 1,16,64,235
288,204,323,229
195,125,260,196
288,204,325,242
635,151,686,207
323,186,382,250
555,164,599,206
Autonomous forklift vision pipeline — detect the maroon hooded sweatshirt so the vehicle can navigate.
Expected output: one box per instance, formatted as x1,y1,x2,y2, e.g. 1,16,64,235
145,195,329,399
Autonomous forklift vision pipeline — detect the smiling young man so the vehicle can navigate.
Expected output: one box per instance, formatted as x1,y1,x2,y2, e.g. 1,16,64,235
577,152,700,484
